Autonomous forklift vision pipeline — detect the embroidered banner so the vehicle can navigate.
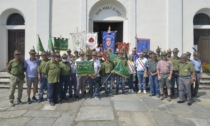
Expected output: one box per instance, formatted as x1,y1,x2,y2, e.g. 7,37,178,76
118,43,129,53
76,61,94,75
85,33,98,49
54,38,68,50
72,33,84,51
102,31,116,53
136,38,150,53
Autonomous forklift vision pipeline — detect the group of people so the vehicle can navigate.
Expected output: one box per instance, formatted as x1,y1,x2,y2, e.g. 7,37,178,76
7,46,202,107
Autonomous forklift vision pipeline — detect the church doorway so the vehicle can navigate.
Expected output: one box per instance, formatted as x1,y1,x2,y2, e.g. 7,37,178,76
93,21,123,51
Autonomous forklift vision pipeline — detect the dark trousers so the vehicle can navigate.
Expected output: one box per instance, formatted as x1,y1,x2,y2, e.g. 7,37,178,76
191,73,201,96
69,73,77,96
60,75,70,99
48,83,60,103
88,77,100,97
171,71,179,96
39,74,48,101
149,74,159,95
128,74,134,89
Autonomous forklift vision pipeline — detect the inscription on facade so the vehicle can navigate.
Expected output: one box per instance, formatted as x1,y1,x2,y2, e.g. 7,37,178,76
95,6,122,16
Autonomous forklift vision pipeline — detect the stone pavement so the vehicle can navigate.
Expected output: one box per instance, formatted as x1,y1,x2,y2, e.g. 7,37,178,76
0,89,210,126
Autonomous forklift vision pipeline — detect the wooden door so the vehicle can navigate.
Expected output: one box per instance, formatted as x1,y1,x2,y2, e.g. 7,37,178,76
198,36,210,64
8,30,25,61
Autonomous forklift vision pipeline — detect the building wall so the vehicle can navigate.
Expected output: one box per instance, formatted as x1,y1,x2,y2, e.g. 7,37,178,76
0,0,36,70
183,0,210,55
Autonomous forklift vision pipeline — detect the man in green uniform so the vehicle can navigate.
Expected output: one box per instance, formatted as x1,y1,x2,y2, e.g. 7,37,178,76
74,50,79,60
59,53,71,102
167,49,172,59
7,50,25,106
170,48,181,97
177,53,196,106
156,47,161,60
44,53,61,106
101,55,115,96
38,51,49,102
115,51,127,94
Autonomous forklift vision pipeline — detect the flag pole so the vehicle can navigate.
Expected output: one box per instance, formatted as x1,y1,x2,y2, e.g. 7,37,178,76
98,73,113,91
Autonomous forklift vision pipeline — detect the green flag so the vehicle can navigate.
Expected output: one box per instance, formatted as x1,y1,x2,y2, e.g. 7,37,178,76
76,61,94,75
54,38,68,50
112,60,129,78
37,36,45,52
107,51,120,62
48,36,55,53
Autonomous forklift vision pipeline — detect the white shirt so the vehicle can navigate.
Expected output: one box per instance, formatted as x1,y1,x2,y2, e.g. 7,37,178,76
135,57,148,72
90,59,101,76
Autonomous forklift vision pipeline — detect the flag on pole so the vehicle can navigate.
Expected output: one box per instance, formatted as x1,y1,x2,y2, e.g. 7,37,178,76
72,33,84,51
54,38,68,50
48,36,55,53
112,60,129,78
107,51,119,62
37,36,45,52
86,33,98,49
102,31,116,53
136,38,150,53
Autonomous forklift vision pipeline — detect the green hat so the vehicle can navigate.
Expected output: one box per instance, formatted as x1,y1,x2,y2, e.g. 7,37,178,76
67,49,71,52
29,49,36,54
156,46,161,52
14,50,21,55
149,50,153,54
193,52,199,56
50,53,56,57
79,51,85,55
181,53,187,58
74,50,78,53
161,51,167,56
167,48,172,53
62,53,68,58
35,53,40,56
186,52,191,56
173,48,179,53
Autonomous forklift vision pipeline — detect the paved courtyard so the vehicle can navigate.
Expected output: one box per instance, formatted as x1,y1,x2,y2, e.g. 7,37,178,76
0,89,210,126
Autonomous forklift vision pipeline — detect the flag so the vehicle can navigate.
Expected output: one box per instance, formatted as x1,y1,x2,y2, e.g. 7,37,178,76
102,31,116,53
136,38,150,53
37,36,45,52
76,61,94,75
86,33,98,49
54,37,68,50
112,60,129,78
118,43,129,53
48,36,54,53
72,33,84,51
107,51,119,62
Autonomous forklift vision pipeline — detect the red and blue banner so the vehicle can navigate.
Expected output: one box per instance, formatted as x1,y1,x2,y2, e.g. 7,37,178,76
136,38,150,53
102,31,116,53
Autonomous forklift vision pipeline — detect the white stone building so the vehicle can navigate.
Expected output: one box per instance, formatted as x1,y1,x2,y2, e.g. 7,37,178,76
0,0,210,70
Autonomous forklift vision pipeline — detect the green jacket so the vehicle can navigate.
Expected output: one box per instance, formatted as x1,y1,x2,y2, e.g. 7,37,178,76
101,60,115,74
7,59,25,79
170,57,181,71
179,62,195,77
44,60,61,83
37,59,49,76
59,61,71,76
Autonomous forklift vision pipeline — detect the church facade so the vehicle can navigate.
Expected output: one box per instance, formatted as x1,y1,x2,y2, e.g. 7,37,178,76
0,0,210,70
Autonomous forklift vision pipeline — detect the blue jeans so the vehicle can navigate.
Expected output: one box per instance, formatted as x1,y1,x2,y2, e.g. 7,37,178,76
116,75,126,93
137,71,146,90
128,74,134,89
39,74,48,101
171,71,179,96
149,74,159,95
60,76,70,98
69,73,77,96
104,73,113,95
88,76,100,97
48,83,59,103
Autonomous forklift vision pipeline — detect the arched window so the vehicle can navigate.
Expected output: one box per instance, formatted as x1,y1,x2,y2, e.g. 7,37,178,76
193,13,210,25
7,13,25,25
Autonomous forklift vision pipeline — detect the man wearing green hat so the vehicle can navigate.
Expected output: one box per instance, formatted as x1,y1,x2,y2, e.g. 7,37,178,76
38,51,49,102
177,53,195,106
44,53,61,106
157,51,173,101
59,53,71,101
170,48,181,97
7,50,25,106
